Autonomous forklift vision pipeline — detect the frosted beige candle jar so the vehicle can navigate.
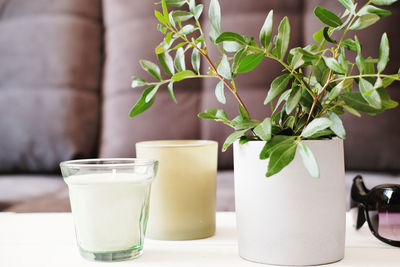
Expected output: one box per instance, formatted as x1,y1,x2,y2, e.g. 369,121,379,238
136,140,218,240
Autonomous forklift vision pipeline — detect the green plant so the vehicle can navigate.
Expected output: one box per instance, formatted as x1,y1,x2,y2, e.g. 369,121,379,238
130,0,400,178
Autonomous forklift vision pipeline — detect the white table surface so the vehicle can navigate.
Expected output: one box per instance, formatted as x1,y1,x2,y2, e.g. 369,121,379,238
0,212,398,267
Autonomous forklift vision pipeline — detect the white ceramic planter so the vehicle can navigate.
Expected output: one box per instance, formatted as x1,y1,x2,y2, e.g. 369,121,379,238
233,138,346,266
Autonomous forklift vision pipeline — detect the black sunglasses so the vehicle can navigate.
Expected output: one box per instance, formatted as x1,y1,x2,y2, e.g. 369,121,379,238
350,175,400,247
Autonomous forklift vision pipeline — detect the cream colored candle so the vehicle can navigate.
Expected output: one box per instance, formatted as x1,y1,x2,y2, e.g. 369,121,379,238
136,140,218,240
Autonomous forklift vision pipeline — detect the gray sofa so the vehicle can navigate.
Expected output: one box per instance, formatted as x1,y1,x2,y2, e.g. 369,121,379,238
1,0,399,212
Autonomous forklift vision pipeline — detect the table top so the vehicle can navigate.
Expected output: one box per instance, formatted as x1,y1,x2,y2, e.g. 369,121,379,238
0,212,398,267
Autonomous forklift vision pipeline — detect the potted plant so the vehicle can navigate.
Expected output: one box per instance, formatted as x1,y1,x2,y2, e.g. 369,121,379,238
130,0,400,265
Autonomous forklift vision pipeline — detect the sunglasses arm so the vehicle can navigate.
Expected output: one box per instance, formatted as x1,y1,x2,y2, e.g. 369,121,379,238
351,175,369,203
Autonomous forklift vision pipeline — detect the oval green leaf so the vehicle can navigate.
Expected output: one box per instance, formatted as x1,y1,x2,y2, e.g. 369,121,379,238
158,52,175,76
273,89,291,113
314,6,343,27
238,104,250,120
359,78,382,109
222,129,247,152
343,104,362,117
323,27,337,44
264,74,291,104
275,17,291,60
216,32,246,45
215,80,226,104
378,33,389,73
301,118,334,138
260,135,296,160
313,27,324,42
209,0,221,43
359,5,391,17
193,4,204,20
145,84,160,103
327,111,346,139
328,79,353,100
260,10,274,48
232,48,247,74
198,108,230,123
343,39,358,51
286,85,302,114
180,25,197,35
338,0,354,11
172,70,196,82
172,10,193,22
140,60,162,81
217,54,232,80
191,44,201,74
174,47,186,72
371,0,398,6
298,143,320,178
223,41,243,53
323,57,347,74
131,76,147,88
167,82,177,103
237,53,264,74
129,86,158,117
155,10,167,25
164,0,186,8
350,14,380,30
253,118,272,141
161,0,169,22
341,92,381,114
266,142,298,177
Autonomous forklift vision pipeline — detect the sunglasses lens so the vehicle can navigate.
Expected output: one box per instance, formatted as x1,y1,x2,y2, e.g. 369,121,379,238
368,188,400,241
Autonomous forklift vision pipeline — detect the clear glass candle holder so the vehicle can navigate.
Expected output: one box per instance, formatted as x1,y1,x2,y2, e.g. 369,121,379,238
136,140,218,240
60,158,158,262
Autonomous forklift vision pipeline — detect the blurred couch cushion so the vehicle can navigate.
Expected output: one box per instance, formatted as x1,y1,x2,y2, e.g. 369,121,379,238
0,0,102,173
0,175,69,212
0,175,65,202
2,171,399,212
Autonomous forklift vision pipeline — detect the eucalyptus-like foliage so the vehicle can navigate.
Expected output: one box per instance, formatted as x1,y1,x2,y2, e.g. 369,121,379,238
130,0,400,178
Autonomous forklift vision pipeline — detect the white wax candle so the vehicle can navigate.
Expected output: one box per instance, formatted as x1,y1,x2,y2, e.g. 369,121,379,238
65,173,152,252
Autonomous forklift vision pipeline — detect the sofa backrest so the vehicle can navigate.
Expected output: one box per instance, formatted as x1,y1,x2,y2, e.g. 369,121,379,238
0,0,102,173
1,0,399,173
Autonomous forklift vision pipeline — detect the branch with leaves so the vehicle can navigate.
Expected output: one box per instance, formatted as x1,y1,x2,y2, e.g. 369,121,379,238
130,0,400,178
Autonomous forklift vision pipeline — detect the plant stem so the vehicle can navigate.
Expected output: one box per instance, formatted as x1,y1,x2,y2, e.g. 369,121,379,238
305,70,333,126
167,24,251,115
202,53,249,113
